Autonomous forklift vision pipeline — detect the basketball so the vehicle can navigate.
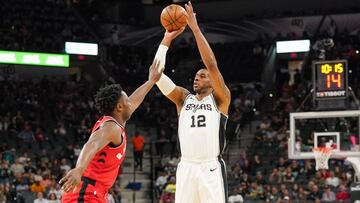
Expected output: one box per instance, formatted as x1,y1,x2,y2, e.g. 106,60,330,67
160,4,187,32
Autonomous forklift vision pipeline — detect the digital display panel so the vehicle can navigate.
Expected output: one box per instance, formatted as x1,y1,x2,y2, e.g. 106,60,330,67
0,50,69,67
313,60,347,99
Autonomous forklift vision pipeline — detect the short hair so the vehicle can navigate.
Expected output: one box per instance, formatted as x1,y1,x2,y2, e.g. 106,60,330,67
94,84,123,115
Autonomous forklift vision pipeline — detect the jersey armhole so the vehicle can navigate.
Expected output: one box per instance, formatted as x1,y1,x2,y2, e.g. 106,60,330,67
178,93,192,116
210,93,229,118
210,93,220,113
94,120,124,148
107,120,125,148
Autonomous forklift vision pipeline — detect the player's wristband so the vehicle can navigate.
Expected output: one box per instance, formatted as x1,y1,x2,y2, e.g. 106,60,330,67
154,44,168,72
156,74,176,96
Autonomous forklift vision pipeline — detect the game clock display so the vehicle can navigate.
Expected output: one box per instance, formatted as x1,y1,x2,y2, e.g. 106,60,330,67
313,60,348,100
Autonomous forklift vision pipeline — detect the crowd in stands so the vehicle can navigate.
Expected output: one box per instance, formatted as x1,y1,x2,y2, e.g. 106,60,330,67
0,0,95,53
0,78,101,202
103,31,269,85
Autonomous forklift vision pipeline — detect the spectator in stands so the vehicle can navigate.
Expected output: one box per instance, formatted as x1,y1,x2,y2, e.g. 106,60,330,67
282,167,295,184
53,122,67,140
289,160,300,178
268,168,281,185
304,160,316,176
228,188,244,203
247,182,263,200
33,169,43,182
155,171,168,198
35,127,46,149
307,184,322,201
48,184,62,200
31,181,45,193
10,158,24,175
19,123,34,150
297,186,309,202
159,176,176,203
339,172,351,187
40,174,51,190
325,170,340,187
276,157,287,172
59,158,71,173
47,193,59,203
265,186,280,202
18,152,30,164
255,172,266,186
15,178,29,193
131,131,145,171
336,184,350,201
34,192,48,203
73,144,81,159
250,154,262,175
281,195,291,203
290,183,300,200
240,173,251,188
230,163,241,181
321,185,336,202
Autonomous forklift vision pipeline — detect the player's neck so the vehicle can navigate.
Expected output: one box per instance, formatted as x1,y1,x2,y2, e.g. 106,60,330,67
111,113,126,127
195,89,212,101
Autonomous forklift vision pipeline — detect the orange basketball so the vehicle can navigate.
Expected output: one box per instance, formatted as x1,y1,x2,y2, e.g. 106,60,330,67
160,4,187,32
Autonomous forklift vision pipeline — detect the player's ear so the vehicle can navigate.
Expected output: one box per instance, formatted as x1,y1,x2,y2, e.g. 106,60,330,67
115,102,124,112
115,98,124,112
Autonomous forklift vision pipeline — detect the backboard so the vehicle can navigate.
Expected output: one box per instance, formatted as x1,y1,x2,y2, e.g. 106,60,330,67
288,110,360,159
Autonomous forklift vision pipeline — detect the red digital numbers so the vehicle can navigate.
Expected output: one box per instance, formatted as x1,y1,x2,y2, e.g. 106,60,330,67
326,74,341,89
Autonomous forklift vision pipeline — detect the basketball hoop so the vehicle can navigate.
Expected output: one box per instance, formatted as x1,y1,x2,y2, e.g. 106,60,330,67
313,147,332,170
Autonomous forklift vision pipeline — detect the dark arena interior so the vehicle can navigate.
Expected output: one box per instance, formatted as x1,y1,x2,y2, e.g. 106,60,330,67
1,0,360,202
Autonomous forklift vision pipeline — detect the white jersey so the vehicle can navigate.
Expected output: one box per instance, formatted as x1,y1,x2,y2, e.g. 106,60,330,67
178,93,227,161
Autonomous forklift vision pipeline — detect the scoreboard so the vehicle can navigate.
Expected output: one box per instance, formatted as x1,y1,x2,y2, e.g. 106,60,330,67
313,60,348,100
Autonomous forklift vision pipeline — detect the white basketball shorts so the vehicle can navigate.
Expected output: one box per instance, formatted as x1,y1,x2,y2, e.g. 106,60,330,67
175,157,228,203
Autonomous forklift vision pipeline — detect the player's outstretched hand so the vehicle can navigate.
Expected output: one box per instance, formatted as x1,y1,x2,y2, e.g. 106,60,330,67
59,168,82,193
149,59,162,82
164,26,185,41
184,1,199,31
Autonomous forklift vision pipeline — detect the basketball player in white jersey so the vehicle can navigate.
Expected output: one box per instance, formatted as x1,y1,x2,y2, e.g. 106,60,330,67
153,2,230,202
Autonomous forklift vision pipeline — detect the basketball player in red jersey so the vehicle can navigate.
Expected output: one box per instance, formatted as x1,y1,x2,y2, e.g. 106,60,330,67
59,60,165,203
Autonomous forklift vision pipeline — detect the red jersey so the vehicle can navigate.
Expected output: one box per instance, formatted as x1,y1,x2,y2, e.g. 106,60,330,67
82,116,127,189
62,116,126,203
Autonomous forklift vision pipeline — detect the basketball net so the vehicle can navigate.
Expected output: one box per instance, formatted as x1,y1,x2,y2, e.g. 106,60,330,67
313,147,332,170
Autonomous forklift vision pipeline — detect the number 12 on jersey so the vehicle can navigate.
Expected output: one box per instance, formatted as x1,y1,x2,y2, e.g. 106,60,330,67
191,115,206,127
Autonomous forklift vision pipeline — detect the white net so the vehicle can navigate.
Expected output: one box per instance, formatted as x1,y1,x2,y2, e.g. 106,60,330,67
313,147,332,170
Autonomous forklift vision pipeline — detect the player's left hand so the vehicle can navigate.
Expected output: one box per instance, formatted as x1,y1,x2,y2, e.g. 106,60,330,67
184,1,199,31
148,59,162,82
59,168,82,193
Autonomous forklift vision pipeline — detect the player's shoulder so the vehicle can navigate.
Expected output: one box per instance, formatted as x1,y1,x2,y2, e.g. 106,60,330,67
99,120,123,133
181,93,194,103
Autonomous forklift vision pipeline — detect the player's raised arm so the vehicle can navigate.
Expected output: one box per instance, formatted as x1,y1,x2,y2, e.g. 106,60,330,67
127,59,162,116
155,29,190,113
59,122,121,192
185,1,231,115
